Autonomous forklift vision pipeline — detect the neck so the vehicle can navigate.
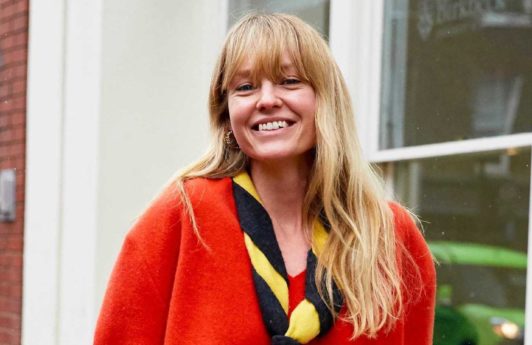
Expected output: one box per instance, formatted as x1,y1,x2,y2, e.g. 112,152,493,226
250,156,312,237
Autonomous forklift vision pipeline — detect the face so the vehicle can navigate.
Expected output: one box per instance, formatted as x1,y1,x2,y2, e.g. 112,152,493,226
227,53,316,164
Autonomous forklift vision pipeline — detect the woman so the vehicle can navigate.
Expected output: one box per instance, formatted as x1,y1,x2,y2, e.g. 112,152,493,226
94,13,435,345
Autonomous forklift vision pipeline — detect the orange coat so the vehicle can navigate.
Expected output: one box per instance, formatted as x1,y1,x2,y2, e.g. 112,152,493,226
94,177,436,344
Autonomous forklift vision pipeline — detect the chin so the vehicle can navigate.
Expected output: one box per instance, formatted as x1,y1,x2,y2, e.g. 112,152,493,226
246,148,313,164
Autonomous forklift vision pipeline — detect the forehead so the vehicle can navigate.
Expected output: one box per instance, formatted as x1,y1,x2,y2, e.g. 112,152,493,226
234,53,296,77
225,50,308,90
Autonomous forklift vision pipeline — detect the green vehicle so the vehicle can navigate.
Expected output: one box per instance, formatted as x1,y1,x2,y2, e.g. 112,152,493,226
429,241,526,345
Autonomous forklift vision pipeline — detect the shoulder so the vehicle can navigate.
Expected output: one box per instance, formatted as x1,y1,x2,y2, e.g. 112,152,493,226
121,177,234,266
131,176,233,230
124,180,184,246
388,201,429,256
182,176,234,205
387,202,436,342
388,201,436,288
182,176,239,229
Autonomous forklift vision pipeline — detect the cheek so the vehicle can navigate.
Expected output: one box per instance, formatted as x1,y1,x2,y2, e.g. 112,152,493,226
227,98,248,125
227,99,251,147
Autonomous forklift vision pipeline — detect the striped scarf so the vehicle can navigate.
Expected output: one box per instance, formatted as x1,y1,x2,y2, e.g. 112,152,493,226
232,172,343,344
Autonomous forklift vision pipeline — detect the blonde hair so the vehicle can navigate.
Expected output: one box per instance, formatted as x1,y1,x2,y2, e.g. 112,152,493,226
177,13,404,338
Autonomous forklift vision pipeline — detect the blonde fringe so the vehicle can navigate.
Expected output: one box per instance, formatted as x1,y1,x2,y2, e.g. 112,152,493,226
172,13,415,339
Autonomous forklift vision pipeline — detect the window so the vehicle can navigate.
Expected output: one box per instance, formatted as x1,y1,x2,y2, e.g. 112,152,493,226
393,148,530,344
377,1,532,344
227,0,330,36
381,0,532,149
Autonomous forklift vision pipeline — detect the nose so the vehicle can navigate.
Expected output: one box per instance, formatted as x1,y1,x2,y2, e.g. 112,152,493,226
256,80,282,111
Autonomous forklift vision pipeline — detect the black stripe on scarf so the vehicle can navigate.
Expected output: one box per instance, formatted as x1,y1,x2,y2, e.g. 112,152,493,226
305,252,344,336
233,183,288,281
252,269,289,335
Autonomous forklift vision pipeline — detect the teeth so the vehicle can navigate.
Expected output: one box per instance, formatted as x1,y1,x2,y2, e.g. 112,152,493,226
258,121,288,131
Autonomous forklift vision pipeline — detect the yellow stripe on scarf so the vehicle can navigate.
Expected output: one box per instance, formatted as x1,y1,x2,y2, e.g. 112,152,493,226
244,233,289,314
285,299,321,343
311,220,328,256
234,172,262,204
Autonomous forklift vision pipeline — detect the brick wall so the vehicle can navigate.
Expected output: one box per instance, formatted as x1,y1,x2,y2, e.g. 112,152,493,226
0,0,28,344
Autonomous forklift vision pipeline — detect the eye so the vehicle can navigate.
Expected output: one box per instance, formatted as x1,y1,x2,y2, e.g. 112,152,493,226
235,83,254,92
281,78,301,86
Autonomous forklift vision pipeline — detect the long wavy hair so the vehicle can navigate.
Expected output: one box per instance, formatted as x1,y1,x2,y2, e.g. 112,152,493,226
176,13,404,338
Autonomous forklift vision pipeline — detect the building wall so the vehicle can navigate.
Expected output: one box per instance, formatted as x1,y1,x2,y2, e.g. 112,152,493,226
95,0,225,305
23,0,225,343
0,0,28,344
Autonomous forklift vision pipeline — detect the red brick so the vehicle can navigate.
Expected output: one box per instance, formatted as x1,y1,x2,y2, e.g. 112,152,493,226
0,255,21,268
11,112,26,126
14,65,25,78
0,129,12,143
0,69,14,84
0,158,13,168
11,31,25,47
8,91,24,101
7,48,27,65
0,285,9,297
0,31,8,41
0,297,20,314
0,114,8,127
2,50,13,66
0,20,11,34
11,14,26,31
13,0,26,14
1,33,15,49
12,98,25,112
12,126,23,141
0,314,19,330
15,0,26,10
0,267,19,283
6,286,19,300
0,330,15,344
1,2,16,21
9,143,23,156
0,328,19,342
11,79,24,94
8,286,21,300
0,85,9,99
0,225,8,235
15,186,23,200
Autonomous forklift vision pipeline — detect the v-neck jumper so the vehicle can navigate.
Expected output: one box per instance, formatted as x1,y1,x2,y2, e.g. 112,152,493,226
288,271,307,317
94,177,436,345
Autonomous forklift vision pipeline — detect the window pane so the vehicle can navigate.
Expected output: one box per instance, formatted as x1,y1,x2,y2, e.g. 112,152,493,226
393,147,530,345
228,0,330,37
381,0,532,149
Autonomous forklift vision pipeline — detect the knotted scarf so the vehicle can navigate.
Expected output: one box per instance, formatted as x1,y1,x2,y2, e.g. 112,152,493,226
232,172,343,344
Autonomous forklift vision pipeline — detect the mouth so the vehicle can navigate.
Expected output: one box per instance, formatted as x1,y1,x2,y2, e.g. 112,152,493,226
252,120,294,132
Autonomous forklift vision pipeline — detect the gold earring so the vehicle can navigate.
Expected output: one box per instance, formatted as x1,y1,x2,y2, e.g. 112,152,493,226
224,130,239,149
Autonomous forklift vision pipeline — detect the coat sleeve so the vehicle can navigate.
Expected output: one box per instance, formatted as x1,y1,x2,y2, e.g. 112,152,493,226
94,184,183,344
392,203,436,345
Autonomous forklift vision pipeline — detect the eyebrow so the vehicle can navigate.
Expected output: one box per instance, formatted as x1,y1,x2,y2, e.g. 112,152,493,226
233,69,252,79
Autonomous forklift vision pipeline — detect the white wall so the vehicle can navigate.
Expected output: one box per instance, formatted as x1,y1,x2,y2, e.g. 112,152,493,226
24,1,225,344
95,0,226,312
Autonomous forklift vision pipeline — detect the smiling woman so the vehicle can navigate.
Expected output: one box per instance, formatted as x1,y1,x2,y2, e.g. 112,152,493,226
94,13,436,345
227,54,317,164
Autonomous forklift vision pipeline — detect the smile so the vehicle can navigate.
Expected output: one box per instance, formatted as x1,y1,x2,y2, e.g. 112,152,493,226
254,120,292,131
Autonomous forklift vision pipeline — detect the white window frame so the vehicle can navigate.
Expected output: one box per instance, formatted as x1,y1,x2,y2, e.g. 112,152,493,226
329,0,532,343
